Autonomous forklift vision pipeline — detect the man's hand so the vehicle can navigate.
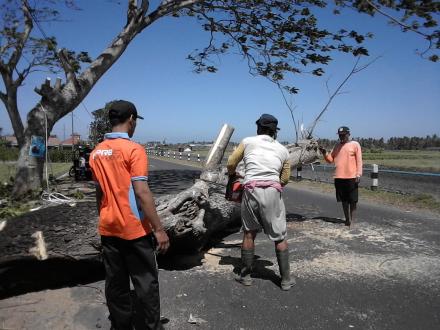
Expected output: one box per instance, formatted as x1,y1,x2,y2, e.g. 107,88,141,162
319,147,326,155
355,176,361,184
233,172,244,179
154,229,169,254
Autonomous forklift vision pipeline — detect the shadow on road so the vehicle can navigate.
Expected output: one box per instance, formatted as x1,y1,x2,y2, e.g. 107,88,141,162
312,216,346,224
286,212,345,225
0,258,105,299
286,213,307,222
148,170,201,196
219,254,279,287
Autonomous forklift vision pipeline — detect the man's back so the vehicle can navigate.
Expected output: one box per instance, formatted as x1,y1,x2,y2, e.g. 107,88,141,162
89,133,150,240
242,135,289,183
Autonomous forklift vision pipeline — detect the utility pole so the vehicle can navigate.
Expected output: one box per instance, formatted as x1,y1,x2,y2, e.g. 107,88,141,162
71,112,74,151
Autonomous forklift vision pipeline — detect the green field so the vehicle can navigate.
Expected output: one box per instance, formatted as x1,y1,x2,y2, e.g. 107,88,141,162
362,150,440,172
0,162,71,184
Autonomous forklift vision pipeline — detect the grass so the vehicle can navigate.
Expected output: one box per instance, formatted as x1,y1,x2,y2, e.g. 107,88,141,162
362,150,440,172
0,162,73,221
0,162,71,184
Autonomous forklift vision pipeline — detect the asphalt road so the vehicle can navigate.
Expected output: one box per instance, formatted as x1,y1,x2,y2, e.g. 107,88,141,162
297,164,440,199
0,158,439,329
153,153,440,199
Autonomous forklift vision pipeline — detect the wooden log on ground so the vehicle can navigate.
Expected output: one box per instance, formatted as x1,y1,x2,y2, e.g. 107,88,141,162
287,139,320,169
0,126,320,271
0,124,241,268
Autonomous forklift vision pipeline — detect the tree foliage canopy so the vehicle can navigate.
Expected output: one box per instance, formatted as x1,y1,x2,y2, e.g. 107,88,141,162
181,0,439,93
0,0,91,83
0,0,438,102
88,107,111,146
0,0,438,195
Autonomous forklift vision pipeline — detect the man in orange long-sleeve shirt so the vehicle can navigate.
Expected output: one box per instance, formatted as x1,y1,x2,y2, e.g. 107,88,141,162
319,126,363,227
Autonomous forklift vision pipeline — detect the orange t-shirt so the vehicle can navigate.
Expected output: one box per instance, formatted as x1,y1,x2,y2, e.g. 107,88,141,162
324,141,363,179
89,132,152,240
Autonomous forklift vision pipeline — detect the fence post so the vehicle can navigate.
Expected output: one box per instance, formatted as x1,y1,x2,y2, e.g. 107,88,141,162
179,152,182,160
197,154,200,162
371,164,379,190
296,166,302,181
187,153,191,161
167,151,170,158
173,152,176,159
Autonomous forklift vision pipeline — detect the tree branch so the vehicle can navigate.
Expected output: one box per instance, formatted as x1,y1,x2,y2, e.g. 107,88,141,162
0,91,6,104
8,0,33,70
127,0,137,25
364,0,435,57
57,49,77,84
276,82,299,142
365,0,431,40
13,61,34,88
307,56,380,137
143,0,202,27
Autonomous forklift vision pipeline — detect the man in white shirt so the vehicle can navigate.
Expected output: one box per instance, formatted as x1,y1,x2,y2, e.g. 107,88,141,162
227,114,293,290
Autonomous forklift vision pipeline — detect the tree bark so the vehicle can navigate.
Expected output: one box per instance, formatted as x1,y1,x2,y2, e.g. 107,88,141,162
12,102,55,196
0,125,322,299
287,139,320,168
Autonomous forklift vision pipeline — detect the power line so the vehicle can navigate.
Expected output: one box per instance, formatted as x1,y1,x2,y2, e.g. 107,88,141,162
25,2,54,47
80,102,93,119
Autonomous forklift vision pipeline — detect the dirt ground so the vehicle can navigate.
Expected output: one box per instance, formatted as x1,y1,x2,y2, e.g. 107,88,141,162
1,160,439,329
1,197,439,329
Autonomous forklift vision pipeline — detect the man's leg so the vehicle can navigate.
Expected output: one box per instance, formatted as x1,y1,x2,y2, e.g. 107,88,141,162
342,201,351,226
275,239,288,252
236,230,257,286
349,202,357,225
125,235,162,330
275,240,293,290
242,230,257,250
101,236,132,330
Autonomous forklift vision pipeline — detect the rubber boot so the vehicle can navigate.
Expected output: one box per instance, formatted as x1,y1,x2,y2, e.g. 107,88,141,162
276,249,294,291
235,249,254,286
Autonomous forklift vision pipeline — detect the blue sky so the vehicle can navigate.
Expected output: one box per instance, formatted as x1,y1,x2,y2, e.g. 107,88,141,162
1,0,439,143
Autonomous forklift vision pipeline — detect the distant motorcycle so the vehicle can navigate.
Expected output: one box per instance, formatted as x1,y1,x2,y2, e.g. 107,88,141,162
69,165,76,177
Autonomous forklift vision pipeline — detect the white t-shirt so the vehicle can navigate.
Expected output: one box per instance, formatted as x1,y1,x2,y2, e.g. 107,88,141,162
242,135,289,184
79,156,86,168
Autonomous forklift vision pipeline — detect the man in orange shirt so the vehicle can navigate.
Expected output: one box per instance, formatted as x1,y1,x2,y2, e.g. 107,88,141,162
319,126,363,227
89,100,169,330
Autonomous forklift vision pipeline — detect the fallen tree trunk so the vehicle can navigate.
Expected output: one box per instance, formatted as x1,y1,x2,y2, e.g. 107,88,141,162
0,127,320,267
287,139,320,168
0,125,240,266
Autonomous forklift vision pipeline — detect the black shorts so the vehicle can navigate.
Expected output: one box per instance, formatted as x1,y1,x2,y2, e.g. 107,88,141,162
334,178,358,203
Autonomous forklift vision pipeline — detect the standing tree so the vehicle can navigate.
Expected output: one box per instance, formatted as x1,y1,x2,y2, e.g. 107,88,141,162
0,0,438,197
88,107,111,146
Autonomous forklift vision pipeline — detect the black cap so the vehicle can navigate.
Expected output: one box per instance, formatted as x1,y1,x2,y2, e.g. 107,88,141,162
337,126,350,134
256,113,280,131
107,100,144,122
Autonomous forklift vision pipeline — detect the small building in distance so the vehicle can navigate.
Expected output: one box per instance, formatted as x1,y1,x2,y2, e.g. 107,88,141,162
2,134,61,149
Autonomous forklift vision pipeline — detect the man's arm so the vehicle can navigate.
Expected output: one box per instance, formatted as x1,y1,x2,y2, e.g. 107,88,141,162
280,160,291,186
95,184,103,213
133,180,169,253
355,143,363,181
319,146,334,163
227,143,244,176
